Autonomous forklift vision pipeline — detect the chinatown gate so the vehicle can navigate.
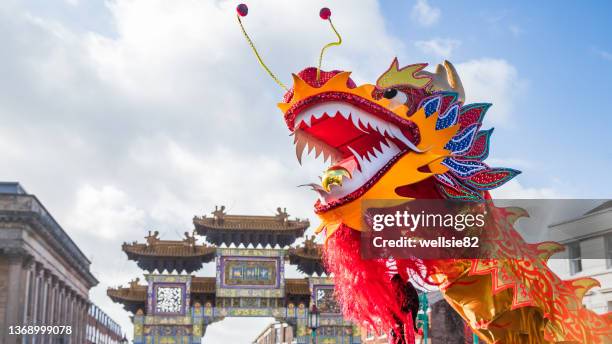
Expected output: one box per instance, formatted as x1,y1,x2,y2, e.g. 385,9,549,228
108,207,361,344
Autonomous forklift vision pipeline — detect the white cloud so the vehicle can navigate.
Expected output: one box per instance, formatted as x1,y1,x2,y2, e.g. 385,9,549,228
411,0,440,27
65,184,146,239
414,38,461,58
509,24,524,37
487,158,533,170
490,180,562,199
593,47,612,61
455,58,527,125
0,0,402,342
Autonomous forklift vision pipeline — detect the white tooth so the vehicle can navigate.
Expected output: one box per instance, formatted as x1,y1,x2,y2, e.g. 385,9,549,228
381,139,390,149
349,114,368,134
336,104,349,117
314,112,325,120
314,143,322,159
370,119,381,134
339,110,350,120
373,119,388,136
392,130,421,152
307,141,315,155
295,134,307,164
322,147,331,163
386,139,400,152
303,115,312,127
347,146,366,171
367,151,376,162
388,126,402,139
350,113,360,128
353,111,368,129
373,144,383,157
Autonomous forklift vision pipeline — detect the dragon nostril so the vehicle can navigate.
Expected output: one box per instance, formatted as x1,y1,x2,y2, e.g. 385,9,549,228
383,88,398,99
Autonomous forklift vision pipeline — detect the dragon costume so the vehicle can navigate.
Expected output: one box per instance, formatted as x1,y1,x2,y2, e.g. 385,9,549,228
236,5,611,343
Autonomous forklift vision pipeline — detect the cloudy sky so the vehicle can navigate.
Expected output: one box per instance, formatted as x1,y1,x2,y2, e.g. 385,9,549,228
1,0,611,342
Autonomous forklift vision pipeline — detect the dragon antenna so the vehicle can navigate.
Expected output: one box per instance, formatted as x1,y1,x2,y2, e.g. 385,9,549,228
236,4,288,91
317,8,342,81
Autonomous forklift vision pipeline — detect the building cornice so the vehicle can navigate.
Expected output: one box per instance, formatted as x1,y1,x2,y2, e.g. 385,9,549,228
0,193,98,287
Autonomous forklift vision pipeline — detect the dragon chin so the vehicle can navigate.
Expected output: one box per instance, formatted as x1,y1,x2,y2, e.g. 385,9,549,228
278,68,458,237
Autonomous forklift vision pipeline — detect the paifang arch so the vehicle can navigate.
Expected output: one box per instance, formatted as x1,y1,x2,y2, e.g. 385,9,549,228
108,207,361,344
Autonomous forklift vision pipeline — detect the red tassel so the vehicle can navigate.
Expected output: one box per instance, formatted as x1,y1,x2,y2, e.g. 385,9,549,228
403,313,416,344
324,225,404,333
324,225,433,344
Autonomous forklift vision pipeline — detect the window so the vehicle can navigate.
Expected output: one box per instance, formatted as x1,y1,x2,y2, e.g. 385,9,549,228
568,242,582,274
606,234,612,269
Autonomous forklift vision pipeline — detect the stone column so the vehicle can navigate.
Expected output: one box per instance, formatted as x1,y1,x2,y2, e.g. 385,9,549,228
59,286,68,344
34,267,50,325
45,277,53,326
29,270,46,344
83,302,90,344
56,283,64,325
30,268,39,344
64,291,71,344
41,277,54,344
69,292,78,344
22,261,32,325
2,249,30,344
39,269,53,344
75,299,84,344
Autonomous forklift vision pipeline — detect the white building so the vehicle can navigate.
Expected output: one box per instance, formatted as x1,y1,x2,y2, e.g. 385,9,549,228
547,201,612,314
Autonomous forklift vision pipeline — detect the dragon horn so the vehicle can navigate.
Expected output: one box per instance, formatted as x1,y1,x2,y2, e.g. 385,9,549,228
316,8,342,81
418,60,465,103
235,4,288,91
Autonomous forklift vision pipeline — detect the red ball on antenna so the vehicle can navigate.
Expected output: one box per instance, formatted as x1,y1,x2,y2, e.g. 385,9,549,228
236,4,248,17
319,7,331,20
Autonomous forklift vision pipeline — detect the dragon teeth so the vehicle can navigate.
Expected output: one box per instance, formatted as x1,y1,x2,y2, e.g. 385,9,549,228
296,138,307,164
294,101,419,202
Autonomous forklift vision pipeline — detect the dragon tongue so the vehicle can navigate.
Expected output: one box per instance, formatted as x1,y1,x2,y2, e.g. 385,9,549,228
328,155,358,175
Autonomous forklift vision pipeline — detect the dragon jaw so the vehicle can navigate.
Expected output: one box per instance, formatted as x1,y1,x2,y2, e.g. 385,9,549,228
278,67,459,234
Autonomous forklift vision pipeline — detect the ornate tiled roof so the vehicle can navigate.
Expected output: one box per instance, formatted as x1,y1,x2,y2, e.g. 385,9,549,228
194,206,310,247
191,277,216,294
107,276,217,312
107,281,147,302
108,277,310,305
288,236,326,276
122,231,216,273
122,242,216,257
194,206,310,231
285,278,310,295
107,279,147,314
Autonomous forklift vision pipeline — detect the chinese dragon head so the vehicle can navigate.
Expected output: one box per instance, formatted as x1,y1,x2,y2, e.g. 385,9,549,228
236,4,612,343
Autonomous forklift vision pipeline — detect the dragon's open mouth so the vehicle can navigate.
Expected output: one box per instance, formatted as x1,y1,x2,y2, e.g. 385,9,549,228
290,97,420,212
